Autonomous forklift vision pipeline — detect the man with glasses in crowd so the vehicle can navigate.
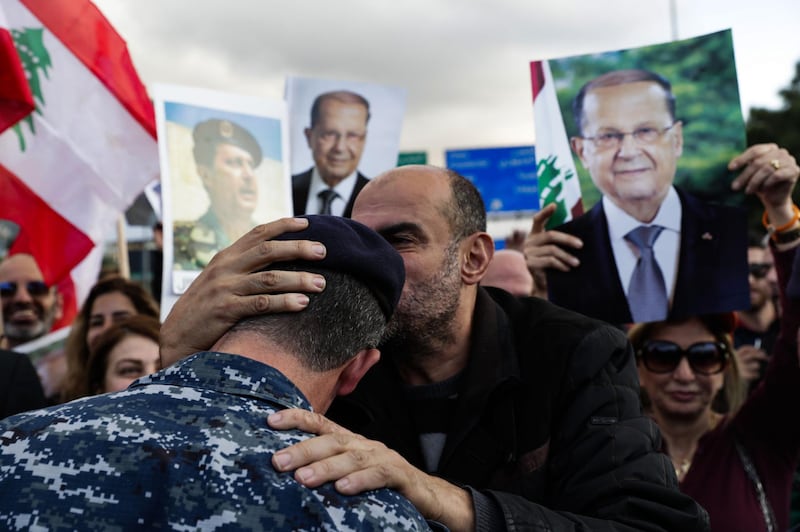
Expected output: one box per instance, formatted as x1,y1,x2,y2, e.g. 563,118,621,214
531,69,749,324
0,253,62,349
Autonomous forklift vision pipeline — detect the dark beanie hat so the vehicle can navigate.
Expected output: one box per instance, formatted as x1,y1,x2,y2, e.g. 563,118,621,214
271,215,405,321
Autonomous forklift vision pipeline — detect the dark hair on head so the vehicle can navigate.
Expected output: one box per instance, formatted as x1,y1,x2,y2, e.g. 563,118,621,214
573,69,676,136
440,168,487,242
86,314,161,394
62,276,160,401
228,267,385,372
310,90,371,128
628,313,745,416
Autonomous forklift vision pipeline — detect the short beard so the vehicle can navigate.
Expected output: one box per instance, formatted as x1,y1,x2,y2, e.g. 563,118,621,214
380,241,462,362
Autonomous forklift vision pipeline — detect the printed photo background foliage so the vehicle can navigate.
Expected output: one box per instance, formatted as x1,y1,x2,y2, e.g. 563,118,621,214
550,30,746,211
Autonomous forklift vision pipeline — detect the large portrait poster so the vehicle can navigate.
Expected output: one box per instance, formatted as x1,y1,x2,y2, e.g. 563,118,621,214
285,77,406,217
530,30,750,325
153,84,291,319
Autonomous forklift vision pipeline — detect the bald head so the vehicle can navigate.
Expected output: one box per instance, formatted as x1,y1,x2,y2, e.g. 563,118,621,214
354,165,487,241
480,249,533,297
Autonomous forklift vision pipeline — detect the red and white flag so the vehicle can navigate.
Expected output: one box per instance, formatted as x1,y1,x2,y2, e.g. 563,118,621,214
530,60,583,229
0,7,33,134
0,0,157,328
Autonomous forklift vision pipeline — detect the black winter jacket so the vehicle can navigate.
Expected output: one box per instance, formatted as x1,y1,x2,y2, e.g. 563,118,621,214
328,287,709,531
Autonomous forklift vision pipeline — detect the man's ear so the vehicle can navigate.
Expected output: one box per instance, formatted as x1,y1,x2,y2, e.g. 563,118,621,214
672,120,684,158
570,136,587,166
304,127,314,149
335,348,380,396
461,232,494,286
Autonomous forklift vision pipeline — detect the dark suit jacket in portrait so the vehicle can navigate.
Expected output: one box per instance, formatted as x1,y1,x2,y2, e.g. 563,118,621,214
292,168,370,218
0,349,46,419
546,188,749,324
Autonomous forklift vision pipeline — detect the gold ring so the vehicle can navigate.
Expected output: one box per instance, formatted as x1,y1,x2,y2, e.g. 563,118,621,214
770,159,781,170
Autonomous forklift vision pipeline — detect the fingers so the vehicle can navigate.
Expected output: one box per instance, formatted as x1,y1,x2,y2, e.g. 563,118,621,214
270,409,358,479
159,218,330,367
728,143,777,171
524,230,582,272
531,203,558,233
268,408,347,435
734,346,768,381
730,144,799,195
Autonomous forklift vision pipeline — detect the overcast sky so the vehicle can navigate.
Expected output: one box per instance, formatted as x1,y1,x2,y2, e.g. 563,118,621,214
93,0,800,167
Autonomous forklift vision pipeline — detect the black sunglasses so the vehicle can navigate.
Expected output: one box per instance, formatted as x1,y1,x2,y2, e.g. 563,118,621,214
637,340,729,375
0,280,51,298
748,263,772,280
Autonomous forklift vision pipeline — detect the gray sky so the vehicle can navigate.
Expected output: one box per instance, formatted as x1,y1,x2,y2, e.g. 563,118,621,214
93,0,800,167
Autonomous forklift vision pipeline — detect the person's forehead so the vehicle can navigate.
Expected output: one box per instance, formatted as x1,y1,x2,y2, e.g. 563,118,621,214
650,318,713,342
353,171,451,231
0,255,44,282
583,81,671,124
747,246,771,262
318,100,368,122
91,291,135,313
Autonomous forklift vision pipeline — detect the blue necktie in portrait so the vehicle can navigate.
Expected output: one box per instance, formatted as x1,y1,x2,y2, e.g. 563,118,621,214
625,225,668,323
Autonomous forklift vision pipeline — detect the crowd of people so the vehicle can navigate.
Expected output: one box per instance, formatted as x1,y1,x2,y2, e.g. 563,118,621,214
0,72,799,531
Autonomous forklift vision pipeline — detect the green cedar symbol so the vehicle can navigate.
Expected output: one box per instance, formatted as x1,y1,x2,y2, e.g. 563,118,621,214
537,154,577,229
11,27,52,152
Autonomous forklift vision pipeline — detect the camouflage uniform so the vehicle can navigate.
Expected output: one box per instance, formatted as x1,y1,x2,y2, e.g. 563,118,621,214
173,210,231,271
0,352,431,531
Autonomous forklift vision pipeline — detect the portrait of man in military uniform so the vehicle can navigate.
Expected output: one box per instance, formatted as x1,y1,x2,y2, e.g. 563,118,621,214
173,118,263,270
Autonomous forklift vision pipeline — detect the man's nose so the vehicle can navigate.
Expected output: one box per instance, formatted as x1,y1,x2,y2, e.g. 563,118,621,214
12,284,35,303
333,133,348,152
616,132,642,157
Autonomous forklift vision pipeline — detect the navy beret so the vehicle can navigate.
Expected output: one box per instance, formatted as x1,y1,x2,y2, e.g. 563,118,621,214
192,118,263,167
272,215,405,321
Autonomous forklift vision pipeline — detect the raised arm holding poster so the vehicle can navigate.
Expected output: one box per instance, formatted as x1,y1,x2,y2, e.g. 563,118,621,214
286,77,405,218
530,30,750,324
153,85,291,319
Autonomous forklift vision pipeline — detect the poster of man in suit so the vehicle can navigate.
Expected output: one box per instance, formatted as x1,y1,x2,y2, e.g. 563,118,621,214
531,30,749,324
286,77,406,218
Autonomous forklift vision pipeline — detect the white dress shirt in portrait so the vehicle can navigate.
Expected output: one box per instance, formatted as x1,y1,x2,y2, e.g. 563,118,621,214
306,168,359,217
603,186,682,304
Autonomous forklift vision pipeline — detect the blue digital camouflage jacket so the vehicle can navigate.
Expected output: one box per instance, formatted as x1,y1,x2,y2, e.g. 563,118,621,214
0,351,431,531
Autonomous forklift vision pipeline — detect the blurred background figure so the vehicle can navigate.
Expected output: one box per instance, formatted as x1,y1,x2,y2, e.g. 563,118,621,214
61,276,159,402
0,300,46,419
480,249,534,297
628,233,799,531
734,233,780,391
86,315,161,395
0,253,63,349
150,221,163,303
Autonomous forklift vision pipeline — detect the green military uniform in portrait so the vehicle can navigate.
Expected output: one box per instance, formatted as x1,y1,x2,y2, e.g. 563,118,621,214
173,210,231,270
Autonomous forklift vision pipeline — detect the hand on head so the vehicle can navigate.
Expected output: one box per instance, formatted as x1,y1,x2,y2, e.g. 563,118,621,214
159,217,327,367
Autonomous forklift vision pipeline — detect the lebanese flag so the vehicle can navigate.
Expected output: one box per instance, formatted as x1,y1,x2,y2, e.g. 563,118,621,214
0,8,34,134
530,60,583,229
0,0,158,330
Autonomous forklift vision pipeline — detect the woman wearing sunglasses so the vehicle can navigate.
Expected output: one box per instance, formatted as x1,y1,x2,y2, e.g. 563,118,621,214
628,235,800,531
